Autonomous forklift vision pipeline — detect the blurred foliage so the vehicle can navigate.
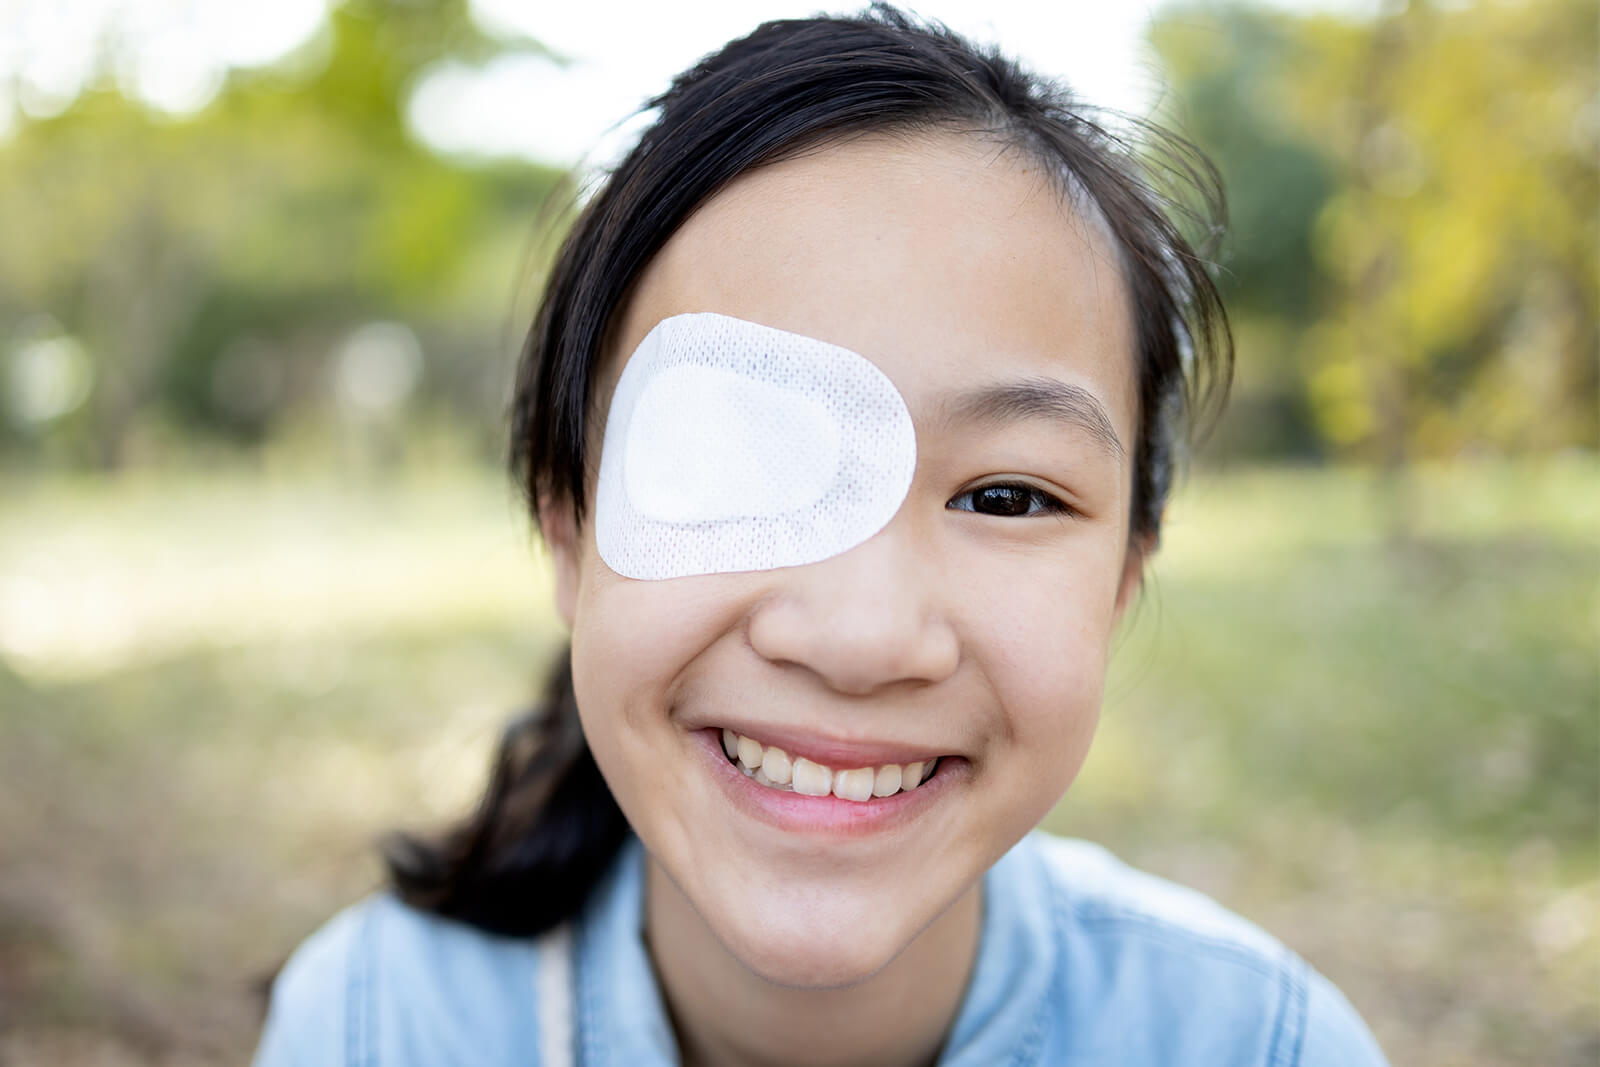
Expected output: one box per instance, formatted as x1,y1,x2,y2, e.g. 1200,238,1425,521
1152,0,1598,464
1,0,1595,475
0,0,564,468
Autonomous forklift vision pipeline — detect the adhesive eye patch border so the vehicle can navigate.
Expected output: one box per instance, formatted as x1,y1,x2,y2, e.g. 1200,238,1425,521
595,312,917,581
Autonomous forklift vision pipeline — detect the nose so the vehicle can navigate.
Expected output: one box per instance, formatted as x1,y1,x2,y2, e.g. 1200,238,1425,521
745,519,960,695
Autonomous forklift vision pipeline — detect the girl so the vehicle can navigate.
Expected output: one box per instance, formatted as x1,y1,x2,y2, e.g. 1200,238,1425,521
256,8,1389,1065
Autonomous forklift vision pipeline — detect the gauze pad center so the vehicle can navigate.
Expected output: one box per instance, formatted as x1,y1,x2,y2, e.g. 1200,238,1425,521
595,312,916,580
623,364,840,524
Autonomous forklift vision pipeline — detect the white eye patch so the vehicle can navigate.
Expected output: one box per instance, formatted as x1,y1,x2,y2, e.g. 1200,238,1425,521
595,312,916,580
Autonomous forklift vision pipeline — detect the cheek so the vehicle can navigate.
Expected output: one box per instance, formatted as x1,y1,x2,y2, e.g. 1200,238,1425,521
961,538,1125,791
568,564,752,759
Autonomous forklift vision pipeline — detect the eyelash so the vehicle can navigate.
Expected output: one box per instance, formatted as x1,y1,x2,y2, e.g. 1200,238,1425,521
946,482,1073,518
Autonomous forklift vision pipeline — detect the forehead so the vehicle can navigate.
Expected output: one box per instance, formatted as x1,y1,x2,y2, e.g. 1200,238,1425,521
608,131,1137,439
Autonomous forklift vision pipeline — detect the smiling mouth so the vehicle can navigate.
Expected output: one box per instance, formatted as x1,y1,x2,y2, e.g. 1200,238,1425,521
719,729,940,802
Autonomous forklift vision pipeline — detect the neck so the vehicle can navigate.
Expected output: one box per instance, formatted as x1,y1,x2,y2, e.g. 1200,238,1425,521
644,859,982,1067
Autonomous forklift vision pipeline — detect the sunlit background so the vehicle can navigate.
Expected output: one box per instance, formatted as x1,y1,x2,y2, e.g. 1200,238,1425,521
1,0,1594,1064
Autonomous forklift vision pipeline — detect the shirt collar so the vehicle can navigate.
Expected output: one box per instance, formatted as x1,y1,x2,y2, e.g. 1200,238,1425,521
574,836,678,1065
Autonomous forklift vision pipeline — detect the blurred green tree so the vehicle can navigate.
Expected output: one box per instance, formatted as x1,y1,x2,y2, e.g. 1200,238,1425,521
1152,0,1598,475
0,0,565,465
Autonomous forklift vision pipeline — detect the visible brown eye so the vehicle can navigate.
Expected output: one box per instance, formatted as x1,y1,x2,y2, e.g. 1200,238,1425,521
947,484,1068,517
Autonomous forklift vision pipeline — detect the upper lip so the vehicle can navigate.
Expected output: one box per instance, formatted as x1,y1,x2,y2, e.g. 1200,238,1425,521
701,720,955,769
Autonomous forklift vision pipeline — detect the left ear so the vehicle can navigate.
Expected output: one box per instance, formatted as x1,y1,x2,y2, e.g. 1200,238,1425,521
1112,531,1155,626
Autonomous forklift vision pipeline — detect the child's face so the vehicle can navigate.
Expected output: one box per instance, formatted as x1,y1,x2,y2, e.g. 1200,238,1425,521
549,132,1142,987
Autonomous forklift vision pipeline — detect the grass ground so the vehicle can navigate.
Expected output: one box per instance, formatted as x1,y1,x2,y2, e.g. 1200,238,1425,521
1,459,1594,1065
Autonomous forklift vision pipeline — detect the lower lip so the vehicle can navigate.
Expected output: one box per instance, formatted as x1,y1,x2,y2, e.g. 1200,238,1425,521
692,729,964,838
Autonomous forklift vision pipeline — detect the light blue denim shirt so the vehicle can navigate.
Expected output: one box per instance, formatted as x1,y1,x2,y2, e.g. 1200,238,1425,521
255,831,1388,1066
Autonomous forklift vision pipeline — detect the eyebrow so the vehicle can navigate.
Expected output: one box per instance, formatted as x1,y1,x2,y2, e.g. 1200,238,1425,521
939,377,1126,463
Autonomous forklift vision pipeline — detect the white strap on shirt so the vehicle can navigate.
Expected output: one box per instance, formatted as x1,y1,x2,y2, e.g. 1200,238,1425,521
535,922,577,1067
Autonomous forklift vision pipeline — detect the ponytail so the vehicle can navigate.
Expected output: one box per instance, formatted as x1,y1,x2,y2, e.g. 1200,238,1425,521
382,648,630,937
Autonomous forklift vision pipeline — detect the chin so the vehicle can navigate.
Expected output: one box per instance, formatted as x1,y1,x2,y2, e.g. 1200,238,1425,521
704,875,930,990
726,922,907,991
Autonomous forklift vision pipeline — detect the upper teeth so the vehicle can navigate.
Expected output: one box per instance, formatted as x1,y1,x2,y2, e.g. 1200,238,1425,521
720,729,937,802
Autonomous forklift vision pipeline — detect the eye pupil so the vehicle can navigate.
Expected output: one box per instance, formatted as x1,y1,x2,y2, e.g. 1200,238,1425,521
975,485,1032,516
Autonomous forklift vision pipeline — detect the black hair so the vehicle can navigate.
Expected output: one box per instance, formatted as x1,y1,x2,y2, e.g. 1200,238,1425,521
384,4,1232,938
